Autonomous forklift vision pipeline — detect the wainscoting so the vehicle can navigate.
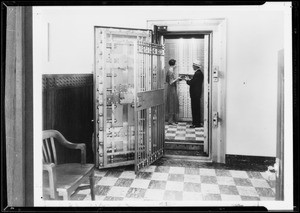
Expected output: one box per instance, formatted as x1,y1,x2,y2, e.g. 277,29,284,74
42,74,94,163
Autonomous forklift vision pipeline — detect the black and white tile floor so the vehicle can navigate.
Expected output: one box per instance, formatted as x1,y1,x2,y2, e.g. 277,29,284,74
165,122,204,141
64,161,276,201
45,122,276,201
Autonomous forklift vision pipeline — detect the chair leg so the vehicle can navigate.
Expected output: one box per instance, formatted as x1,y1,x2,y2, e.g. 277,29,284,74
89,171,95,201
61,191,70,200
53,191,59,200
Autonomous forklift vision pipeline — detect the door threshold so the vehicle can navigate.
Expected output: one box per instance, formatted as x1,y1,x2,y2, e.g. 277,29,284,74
164,154,212,162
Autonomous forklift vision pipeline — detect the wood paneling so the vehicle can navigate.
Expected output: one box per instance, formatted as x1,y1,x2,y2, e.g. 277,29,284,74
5,6,25,206
24,6,33,206
42,74,94,164
5,6,33,207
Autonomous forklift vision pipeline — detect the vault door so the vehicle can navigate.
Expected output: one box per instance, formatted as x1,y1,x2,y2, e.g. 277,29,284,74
94,27,151,169
134,41,165,173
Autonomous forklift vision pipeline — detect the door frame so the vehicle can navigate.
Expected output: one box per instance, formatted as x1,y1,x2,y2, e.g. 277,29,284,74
276,49,284,200
147,19,227,163
161,32,211,159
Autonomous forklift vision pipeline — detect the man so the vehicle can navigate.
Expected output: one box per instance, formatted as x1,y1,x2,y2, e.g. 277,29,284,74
185,60,204,128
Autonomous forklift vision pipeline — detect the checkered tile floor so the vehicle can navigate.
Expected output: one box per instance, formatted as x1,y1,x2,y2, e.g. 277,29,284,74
165,122,204,141
59,164,276,201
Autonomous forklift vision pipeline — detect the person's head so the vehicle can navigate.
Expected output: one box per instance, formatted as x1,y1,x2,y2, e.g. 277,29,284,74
192,60,201,71
169,59,176,66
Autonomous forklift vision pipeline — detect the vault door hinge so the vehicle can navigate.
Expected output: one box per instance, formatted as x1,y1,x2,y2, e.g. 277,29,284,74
213,66,219,82
153,25,167,44
213,111,219,128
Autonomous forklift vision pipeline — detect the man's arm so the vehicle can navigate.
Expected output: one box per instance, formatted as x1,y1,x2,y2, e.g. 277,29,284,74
186,71,202,85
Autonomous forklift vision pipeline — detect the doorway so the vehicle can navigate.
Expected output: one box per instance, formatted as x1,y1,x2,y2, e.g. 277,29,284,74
148,19,227,163
163,34,210,158
93,19,227,173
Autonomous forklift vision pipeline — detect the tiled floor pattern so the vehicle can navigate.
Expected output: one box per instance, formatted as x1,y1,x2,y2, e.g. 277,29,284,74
64,164,276,201
165,122,204,141
165,122,205,156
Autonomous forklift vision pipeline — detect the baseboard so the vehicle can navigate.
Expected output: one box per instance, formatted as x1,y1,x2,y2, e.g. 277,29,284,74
226,154,276,166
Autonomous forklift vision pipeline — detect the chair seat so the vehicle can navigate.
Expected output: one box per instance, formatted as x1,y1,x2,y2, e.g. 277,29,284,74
43,163,94,191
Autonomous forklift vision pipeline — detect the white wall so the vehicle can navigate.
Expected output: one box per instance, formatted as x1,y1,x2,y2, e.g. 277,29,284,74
33,3,289,157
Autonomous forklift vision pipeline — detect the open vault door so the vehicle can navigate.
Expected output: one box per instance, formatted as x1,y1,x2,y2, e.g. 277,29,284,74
94,27,165,173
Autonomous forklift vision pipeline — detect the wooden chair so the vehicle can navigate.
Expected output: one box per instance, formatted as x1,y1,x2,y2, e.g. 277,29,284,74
42,130,95,200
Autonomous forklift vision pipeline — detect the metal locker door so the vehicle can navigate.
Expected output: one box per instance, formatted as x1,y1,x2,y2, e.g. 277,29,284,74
134,41,165,173
94,27,152,169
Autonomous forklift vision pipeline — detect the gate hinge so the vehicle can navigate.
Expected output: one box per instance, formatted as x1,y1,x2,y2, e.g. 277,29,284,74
157,26,167,32
153,25,168,44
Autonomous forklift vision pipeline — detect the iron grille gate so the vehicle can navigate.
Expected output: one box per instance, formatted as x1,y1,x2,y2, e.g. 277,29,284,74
134,41,165,172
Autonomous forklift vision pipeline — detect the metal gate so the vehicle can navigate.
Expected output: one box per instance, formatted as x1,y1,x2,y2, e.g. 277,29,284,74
134,41,165,172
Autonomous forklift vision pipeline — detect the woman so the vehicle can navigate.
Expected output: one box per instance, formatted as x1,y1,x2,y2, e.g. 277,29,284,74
165,59,181,125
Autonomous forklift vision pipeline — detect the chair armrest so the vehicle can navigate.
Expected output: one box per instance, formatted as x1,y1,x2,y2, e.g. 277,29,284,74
43,163,56,172
58,140,86,164
59,142,86,164
61,142,86,164
76,143,86,164
43,130,86,164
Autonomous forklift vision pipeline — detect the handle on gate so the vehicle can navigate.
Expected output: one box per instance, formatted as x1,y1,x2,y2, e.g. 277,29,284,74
136,96,142,108
130,101,142,108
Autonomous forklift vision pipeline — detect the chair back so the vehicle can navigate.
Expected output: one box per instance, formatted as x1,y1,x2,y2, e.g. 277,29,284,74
43,130,58,164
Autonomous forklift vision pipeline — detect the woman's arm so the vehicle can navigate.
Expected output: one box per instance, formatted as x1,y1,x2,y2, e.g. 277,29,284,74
170,76,181,85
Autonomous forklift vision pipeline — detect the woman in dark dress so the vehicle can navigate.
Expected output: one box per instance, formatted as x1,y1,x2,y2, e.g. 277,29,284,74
166,59,181,125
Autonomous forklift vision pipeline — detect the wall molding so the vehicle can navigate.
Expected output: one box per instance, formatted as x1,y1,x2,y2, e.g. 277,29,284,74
43,74,93,90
